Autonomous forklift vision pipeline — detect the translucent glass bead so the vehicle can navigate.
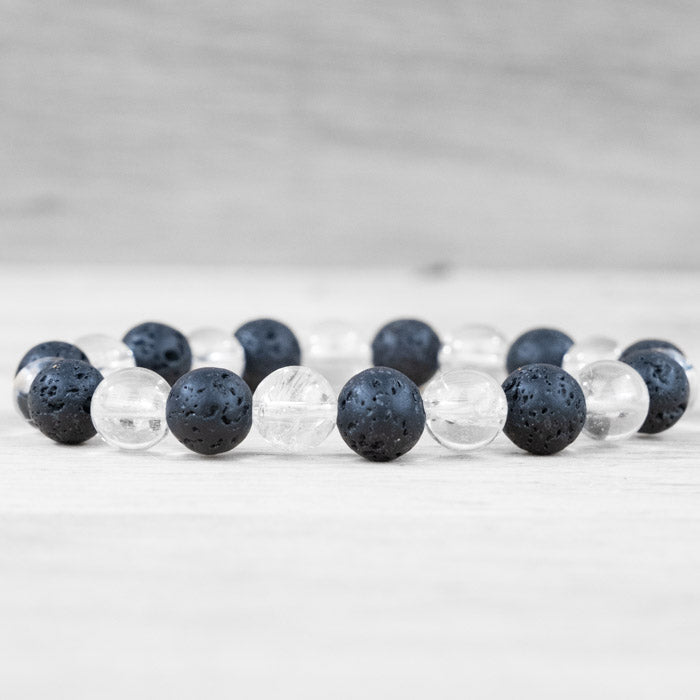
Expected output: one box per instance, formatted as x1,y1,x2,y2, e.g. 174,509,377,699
423,369,508,451
12,356,61,422
253,366,336,451
304,320,371,394
75,333,136,376
439,324,508,380
578,360,650,441
91,367,171,450
562,336,620,380
189,327,245,375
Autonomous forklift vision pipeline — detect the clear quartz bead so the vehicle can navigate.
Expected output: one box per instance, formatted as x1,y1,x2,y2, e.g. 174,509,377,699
91,367,171,450
304,320,370,395
578,360,650,441
562,336,620,380
253,366,336,451
12,356,61,422
439,324,508,380
189,327,245,375
423,369,508,451
75,333,135,376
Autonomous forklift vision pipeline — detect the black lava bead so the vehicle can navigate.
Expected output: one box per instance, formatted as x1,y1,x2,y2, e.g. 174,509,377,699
234,319,301,392
16,340,87,375
621,350,689,433
619,338,685,362
123,322,192,385
337,366,425,462
27,359,103,445
166,368,253,455
501,363,586,455
371,319,440,386
506,328,574,373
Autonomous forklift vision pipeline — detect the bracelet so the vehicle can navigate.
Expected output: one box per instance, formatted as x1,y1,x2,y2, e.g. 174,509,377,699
12,319,694,462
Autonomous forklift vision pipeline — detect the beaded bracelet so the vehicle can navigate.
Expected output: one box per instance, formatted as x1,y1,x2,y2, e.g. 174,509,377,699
12,319,694,462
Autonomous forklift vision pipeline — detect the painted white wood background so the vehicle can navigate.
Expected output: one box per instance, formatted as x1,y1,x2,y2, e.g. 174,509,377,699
0,265,699,698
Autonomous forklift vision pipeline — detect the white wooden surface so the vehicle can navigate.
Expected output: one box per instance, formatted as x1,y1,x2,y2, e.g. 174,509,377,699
1,266,700,699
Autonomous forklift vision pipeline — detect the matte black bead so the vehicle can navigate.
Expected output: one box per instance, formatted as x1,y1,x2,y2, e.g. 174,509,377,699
166,368,253,455
506,328,574,373
27,359,103,445
502,363,586,455
234,319,301,392
371,319,440,386
16,341,87,376
619,338,685,362
337,367,425,462
123,322,192,385
621,350,689,433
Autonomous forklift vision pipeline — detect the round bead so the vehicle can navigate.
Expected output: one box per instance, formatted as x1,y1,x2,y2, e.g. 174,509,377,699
27,359,103,444
578,361,650,441
253,366,336,451
304,320,370,394
501,363,586,455
13,356,61,422
506,328,574,374
337,367,426,462
619,338,684,361
74,333,135,376
91,367,171,451
166,368,253,455
423,369,508,451
16,341,87,375
621,351,689,433
234,319,301,392
123,321,192,385
371,319,441,386
438,324,508,379
562,336,620,380
189,327,245,375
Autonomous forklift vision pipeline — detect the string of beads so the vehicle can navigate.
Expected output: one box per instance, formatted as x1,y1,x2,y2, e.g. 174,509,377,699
12,319,695,462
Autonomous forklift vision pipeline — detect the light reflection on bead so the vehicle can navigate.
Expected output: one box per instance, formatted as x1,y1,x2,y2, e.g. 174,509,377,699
439,324,508,380
75,333,135,376
423,369,508,451
562,336,620,381
91,367,170,450
578,360,649,441
253,366,336,451
12,356,61,423
189,327,245,375
304,320,370,395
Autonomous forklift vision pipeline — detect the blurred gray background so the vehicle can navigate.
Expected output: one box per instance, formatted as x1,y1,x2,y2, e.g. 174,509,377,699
1,0,699,268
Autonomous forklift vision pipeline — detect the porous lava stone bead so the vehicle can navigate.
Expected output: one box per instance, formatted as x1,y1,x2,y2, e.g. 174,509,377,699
16,341,87,375
27,359,103,444
337,366,425,462
621,350,689,433
371,319,440,386
234,319,301,392
619,339,685,362
506,328,574,373
123,322,191,385
166,368,252,455
501,363,586,455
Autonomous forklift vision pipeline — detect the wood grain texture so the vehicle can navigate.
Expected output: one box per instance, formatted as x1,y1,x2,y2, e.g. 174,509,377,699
1,265,699,698
2,1,700,267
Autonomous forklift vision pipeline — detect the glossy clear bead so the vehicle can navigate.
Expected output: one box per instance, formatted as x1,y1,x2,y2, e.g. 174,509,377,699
253,366,336,451
423,369,508,451
304,320,370,394
189,327,245,375
439,324,508,380
75,333,135,376
562,336,620,380
578,360,649,441
91,367,171,450
13,356,61,423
